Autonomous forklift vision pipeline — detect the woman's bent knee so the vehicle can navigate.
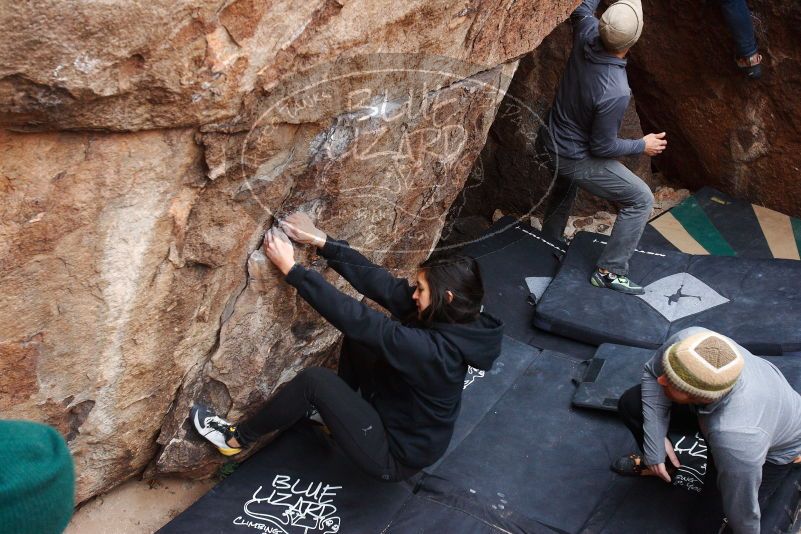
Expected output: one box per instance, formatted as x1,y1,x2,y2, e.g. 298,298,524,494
295,366,336,387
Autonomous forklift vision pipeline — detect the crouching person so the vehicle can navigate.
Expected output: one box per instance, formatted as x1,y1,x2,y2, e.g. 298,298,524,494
614,327,801,533
191,212,504,482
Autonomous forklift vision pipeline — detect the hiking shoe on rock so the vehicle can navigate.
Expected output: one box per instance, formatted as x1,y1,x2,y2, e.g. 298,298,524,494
590,269,645,295
191,405,242,456
736,52,763,80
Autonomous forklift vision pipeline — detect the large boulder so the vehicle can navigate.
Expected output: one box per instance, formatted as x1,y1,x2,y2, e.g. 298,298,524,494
627,0,801,217
1,0,575,132
0,0,578,502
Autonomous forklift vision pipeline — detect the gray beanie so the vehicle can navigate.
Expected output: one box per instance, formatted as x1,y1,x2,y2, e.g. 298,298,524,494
599,0,644,51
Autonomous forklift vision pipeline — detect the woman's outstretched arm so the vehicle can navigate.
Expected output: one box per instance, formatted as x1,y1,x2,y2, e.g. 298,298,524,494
280,212,416,320
263,227,436,387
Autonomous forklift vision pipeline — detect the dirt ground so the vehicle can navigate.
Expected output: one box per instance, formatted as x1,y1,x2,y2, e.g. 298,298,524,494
65,477,216,534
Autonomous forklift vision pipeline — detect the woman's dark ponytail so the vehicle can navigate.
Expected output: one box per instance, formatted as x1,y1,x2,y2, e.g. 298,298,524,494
418,254,484,326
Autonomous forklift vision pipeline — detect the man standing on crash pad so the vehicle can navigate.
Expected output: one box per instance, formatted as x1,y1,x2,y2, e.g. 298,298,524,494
537,0,666,295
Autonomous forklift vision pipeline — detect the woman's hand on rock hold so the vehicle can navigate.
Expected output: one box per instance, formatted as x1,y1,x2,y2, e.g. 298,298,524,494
643,132,667,157
280,212,326,247
263,227,296,275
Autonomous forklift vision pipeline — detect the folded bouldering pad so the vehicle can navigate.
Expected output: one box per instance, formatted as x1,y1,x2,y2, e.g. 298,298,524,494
534,231,801,354
642,187,801,260
571,344,653,411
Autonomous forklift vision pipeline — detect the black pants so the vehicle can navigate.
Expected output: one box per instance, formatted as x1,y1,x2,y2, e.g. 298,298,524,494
618,385,794,533
236,349,417,482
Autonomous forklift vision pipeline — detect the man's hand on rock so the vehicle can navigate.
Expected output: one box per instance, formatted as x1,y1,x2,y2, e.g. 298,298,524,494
280,212,326,247
643,132,667,156
263,227,296,275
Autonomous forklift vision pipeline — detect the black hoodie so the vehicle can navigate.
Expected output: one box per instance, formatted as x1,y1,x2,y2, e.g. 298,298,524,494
284,237,504,469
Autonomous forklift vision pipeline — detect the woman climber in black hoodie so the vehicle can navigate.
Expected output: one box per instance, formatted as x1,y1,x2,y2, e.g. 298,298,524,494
191,212,504,482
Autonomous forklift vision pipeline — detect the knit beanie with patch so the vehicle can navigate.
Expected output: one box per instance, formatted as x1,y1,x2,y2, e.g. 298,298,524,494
662,331,745,401
599,0,644,51
0,420,75,534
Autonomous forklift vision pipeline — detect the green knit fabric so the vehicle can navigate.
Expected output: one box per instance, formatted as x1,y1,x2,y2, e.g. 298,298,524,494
0,420,75,534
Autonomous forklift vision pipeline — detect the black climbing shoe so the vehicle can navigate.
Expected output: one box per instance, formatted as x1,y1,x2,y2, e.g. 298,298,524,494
590,269,645,295
611,453,647,476
191,404,243,456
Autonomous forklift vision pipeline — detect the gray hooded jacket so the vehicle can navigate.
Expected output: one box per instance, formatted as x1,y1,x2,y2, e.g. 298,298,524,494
544,0,646,160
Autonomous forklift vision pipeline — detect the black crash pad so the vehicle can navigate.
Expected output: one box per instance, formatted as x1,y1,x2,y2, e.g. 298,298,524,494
584,461,801,534
384,476,560,534
533,231,801,354
571,344,654,411
158,422,414,534
160,341,800,534
428,350,635,533
427,335,539,472
463,216,595,358
461,215,562,343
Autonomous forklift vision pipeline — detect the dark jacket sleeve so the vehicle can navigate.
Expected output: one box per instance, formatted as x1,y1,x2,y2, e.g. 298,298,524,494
317,236,417,320
590,94,646,158
572,0,601,22
571,0,602,36
285,263,435,387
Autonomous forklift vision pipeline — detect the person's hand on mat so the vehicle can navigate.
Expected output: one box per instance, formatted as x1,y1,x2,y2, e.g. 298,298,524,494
263,227,296,275
280,212,326,247
665,437,681,469
647,437,681,483
643,132,667,157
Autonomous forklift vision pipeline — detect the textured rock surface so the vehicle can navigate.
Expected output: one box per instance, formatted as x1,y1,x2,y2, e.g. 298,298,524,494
443,21,665,235
0,128,207,498
627,0,801,217
0,0,578,502
2,0,574,132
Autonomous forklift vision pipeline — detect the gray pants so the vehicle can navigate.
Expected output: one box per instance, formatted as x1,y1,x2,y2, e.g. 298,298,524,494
541,154,654,276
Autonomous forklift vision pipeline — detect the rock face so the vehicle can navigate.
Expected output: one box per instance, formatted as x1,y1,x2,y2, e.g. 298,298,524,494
444,21,665,236
627,0,801,217
2,0,574,132
0,0,578,502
